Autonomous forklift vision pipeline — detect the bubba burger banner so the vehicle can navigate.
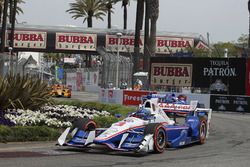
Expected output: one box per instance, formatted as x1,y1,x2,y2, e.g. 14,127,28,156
56,32,97,51
105,35,195,54
156,37,194,54
150,63,193,87
6,30,47,49
123,90,156,106
106,35,144,53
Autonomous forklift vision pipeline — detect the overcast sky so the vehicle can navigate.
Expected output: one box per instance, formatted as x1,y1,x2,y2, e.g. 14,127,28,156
17,0,248,43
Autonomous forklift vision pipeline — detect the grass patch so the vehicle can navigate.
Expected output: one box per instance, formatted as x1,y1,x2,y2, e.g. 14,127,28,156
0,125,60,143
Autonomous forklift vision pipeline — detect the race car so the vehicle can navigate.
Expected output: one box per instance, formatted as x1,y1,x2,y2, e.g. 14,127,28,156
50,84,71,98
57,97,212,153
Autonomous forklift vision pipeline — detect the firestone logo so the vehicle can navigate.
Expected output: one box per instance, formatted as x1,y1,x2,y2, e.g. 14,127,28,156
124,94,141,102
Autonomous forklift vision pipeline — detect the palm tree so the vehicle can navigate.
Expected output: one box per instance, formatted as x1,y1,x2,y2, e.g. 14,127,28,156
67,0,107,28
0,0,25,23
121,0,130,30
143,0,158,72
133,0,144,75
103,0,119,29
148,0,159,57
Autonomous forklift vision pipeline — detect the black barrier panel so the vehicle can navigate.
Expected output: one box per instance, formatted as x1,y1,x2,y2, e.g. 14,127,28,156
192,58,246,95
150,57,246,95
210,95,250,113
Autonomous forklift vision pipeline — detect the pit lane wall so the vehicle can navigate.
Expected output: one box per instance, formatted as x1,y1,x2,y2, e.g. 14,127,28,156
99,89,250,113
99,89,211,109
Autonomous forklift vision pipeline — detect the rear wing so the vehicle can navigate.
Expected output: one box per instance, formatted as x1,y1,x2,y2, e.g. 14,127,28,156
158,100,198,115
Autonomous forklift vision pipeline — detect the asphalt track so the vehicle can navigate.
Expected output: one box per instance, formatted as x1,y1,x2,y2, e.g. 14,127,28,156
0,112,249,167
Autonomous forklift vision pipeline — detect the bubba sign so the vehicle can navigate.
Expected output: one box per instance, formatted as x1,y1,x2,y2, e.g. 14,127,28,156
106,35,144,53
151,63,192,86
6,30,47,49
56,32,97,51
156,37,194,54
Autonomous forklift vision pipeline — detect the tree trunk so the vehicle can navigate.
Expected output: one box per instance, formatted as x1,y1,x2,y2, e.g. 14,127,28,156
248,0,250,53
9,0,13,24
105,2,113,29
9,0,17,74
138,0,144,30
87,16,92,28
108,8,111,28
148,0,159,58
149,18,157,57
123,4,127,29
0,6,3,23
133,0,144,88
0,0,8,76
143,0,150,72
1,0,8,52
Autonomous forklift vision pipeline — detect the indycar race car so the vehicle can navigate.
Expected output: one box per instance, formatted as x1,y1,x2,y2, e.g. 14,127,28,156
50,84,71,98
57,96,212,153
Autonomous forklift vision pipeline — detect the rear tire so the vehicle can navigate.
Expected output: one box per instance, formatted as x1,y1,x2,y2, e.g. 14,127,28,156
199,117,207,144
144,123,166,153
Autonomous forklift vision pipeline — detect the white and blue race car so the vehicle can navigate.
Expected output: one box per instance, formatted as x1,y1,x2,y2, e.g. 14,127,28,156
58,95,212,153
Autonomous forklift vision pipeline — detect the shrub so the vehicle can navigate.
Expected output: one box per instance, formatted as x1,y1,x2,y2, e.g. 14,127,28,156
93,116,120,128
0,74,53,111
0,125,60,142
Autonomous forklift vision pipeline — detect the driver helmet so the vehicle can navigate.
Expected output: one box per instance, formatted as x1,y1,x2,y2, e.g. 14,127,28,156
135,108,151,119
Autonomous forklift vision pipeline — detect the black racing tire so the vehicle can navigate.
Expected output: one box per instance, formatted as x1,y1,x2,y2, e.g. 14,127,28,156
198,117,207,144
144,123,166,153
72,118,97,131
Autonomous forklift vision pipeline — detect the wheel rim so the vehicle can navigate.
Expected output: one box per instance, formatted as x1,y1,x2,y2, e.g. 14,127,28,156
200,121,206,140
156,128,165,149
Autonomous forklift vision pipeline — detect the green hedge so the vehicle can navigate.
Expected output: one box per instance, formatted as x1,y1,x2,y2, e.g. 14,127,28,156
0,125,60,143
54,100,136,117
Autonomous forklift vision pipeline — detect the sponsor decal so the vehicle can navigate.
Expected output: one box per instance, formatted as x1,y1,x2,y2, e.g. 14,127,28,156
55,32,97,51
158,103,191,110
203,60,236,77
210,95,250,113
115,121,126,126
108,90,114,98
156,37,194,54
151,63,192,86
123,90,155,106
195,41,209,50
6,30,47,49
64,57,76,63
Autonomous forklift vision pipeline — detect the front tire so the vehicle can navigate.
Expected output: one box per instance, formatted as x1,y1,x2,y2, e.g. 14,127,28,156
199,117,207,144
72,118,97,131
144,123,166,153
